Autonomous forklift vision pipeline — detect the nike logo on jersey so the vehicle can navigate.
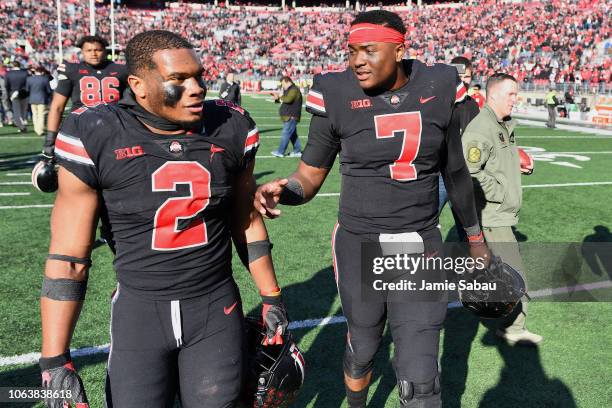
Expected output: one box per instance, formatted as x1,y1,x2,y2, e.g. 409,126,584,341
210,144,225,160
224,301,238,315
419,96,436,104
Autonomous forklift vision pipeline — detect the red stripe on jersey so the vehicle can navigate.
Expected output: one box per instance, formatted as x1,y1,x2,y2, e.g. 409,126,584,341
245,130,259,151
56,138,92,160
307,92,325,109
455,84,467,103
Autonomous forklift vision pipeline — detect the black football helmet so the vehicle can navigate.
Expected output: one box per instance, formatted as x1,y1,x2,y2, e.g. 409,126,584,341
242,317,305,408
32,158,58,193
459,257,528,319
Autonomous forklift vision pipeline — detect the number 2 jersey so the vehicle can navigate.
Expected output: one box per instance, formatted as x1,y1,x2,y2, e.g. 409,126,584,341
54,100,259,300
303,59,473,234
55,60,128,110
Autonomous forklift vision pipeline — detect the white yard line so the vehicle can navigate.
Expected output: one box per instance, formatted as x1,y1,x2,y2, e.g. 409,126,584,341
1,280,610,367
531,151,612,154
523,181,612,188
6,173,31,176
0,136,42,140
0,204,52,209
0,158,34,163
0,192,30,196
517,135,612,139
0,182,32,185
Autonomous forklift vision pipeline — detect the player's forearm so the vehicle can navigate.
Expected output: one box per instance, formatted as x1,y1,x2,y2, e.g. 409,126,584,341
46,104,64,133
249,256,280,295
233,212,279,293
41,298,84,357
443,166,480,230
41,261,89,357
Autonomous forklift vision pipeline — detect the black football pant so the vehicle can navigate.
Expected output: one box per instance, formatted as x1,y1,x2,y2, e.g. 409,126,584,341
105,279,244,408
332,223,447,384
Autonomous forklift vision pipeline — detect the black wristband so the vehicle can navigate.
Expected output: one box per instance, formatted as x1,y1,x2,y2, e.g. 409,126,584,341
261,293,283,306
278,178,305,206
39,350,71,371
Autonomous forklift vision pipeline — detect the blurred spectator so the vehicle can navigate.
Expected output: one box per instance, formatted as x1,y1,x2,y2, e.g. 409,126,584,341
26,66,52,136
0,66,13,126
271,76,302,158
219,72,241,105
545,88,560,128
5,60,28,132
470,84,486,109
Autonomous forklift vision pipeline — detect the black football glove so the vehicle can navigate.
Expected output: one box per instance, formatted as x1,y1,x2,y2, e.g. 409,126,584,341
42,131,58,159
40,351,89,408
261,292,288,346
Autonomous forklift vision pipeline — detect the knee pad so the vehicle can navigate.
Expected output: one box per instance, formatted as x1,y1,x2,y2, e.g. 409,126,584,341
398,376,441,408
343,346,373,380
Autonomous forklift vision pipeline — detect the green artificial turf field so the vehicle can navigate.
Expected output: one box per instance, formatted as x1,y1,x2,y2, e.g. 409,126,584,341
0,94,610,407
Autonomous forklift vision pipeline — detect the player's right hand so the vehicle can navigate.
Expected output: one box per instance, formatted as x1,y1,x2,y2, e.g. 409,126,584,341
42,131,58,159
467,232,492,268
254,178,289,218
40,352,89,408
41,146,55,160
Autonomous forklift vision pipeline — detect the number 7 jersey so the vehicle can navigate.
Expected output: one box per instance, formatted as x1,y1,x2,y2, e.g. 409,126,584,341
303,59,467,234
54,101,259,300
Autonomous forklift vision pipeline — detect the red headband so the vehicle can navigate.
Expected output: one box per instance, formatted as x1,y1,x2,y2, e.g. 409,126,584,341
348,23,405,45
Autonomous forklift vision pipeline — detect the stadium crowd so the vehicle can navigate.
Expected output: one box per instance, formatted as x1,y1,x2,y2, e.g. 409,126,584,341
0,0,610,91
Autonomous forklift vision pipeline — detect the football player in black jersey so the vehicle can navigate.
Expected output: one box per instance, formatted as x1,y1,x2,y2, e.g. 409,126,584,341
255,10,492,408
42,35,128,158
40,31,288,408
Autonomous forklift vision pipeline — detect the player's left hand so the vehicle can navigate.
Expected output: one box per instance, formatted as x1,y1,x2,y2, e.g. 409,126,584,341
40,352,89,408
261,293,288,346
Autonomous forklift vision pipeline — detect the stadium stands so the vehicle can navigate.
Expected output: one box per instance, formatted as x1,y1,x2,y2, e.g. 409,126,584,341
0,0,609,92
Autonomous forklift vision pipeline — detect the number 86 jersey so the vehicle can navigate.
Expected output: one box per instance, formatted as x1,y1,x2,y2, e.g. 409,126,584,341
55,61,128,110
303,59,467,234
54,101,259,300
